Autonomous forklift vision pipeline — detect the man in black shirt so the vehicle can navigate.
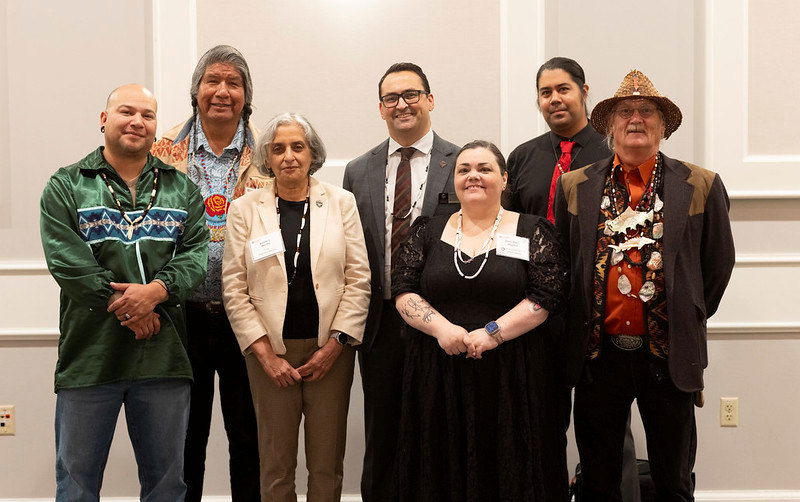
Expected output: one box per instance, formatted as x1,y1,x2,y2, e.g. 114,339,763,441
507,57,610,221
506,57,640,502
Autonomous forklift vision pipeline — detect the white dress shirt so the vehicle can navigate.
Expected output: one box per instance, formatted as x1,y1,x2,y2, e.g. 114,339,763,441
383,129,434,298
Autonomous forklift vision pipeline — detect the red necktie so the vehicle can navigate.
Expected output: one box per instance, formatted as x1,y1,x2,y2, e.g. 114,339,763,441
390,147,416,267
547,140,575,223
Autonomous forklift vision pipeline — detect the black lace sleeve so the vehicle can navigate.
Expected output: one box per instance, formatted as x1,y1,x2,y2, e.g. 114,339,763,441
391,216,432,298
522,214,568,313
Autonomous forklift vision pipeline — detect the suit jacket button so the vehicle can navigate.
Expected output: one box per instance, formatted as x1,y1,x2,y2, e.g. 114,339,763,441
315,283,319,289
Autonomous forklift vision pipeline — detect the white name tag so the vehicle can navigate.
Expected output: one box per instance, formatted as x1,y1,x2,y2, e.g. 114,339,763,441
495,233,530,261
249,231,284,262
245,186,258,193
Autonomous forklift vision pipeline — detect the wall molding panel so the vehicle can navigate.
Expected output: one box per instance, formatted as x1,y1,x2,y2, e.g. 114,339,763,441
705,0,800,194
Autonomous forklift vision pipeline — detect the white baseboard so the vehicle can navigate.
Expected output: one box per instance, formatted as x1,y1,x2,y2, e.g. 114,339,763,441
695,491,800,501
4,492,800,502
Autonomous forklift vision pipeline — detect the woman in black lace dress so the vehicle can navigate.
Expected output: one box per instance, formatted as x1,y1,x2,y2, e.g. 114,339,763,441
392,140,569,501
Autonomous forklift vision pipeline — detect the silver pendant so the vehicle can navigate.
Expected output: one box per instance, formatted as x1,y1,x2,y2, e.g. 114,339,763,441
611,248,624,265
617,274,632,295
654,194,664,212
647,251,663,270
652,222,663,239
639,281,656,302
601,196,611,209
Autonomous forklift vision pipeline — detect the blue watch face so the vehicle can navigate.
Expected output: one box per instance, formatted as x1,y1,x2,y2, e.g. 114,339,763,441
485,321,500,335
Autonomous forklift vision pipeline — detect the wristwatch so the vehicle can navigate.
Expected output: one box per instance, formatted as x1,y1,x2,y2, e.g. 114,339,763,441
331,331,349,345
484,321,505,344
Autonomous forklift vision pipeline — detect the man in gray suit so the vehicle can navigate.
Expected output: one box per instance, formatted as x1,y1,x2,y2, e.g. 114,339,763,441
343,62,459,501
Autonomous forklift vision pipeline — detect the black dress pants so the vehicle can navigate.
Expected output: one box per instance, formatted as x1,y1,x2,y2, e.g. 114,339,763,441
574,344,696,502
184,302,261,502
359,301,405,502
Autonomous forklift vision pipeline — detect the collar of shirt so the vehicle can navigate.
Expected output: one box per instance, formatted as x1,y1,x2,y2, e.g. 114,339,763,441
192,116,245,156
548,122,595,151
613,153,656,181
388,128,434,159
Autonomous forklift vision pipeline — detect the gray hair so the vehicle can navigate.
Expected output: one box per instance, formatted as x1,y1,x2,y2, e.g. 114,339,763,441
190,45,254,125
252,113,327,177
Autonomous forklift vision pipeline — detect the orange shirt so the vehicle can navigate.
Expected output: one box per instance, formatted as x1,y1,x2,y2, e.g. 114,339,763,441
603,154,656,336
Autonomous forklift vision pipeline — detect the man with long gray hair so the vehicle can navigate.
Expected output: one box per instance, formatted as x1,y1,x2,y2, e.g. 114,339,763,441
152,44,265,502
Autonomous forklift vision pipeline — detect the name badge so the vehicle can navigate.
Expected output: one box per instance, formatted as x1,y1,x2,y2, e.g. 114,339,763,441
495,233,529,261
249,231,285,262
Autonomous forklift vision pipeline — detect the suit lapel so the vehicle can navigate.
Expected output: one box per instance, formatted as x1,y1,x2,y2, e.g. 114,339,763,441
661,154,692,287
255,182,288,278
308,179,327,273
421,132,455,216
573,161,608,314
578,161,607,291
368,141,389,259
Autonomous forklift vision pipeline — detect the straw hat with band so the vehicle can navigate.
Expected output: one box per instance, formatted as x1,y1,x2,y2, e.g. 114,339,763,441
590,70,682,139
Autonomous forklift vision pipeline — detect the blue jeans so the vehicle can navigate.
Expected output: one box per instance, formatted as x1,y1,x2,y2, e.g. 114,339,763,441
55,378,191,502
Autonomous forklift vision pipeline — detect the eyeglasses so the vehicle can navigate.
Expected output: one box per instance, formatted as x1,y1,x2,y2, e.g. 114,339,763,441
380,90,427,108
614,105,658,119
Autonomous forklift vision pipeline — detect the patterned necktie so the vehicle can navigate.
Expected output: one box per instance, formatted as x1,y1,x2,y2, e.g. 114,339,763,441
390,147,416,267
547,140,575,223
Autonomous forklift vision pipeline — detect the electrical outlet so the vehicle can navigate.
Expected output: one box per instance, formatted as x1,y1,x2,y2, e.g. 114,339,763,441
0,405,15,436
720,397,738,427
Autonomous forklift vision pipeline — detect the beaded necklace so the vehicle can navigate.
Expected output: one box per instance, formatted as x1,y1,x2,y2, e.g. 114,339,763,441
188,125,242,218
453,208,504,280
100,168,159,240
603,153,664,300
275,184,310,286
385,165,428,219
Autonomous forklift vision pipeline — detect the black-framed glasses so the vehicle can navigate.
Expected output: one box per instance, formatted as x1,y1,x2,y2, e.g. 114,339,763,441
380,89,426,108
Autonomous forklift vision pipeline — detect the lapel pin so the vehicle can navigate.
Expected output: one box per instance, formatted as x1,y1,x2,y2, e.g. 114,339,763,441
315,200,323,208
439,160,447,168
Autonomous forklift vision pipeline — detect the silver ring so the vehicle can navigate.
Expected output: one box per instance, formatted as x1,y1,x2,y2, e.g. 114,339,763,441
124,313,131,320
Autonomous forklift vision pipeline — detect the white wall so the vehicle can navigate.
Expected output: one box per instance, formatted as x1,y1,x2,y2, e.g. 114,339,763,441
1,0,798,500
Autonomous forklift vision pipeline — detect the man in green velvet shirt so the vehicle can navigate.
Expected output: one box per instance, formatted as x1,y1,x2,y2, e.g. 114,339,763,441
40,84,208,501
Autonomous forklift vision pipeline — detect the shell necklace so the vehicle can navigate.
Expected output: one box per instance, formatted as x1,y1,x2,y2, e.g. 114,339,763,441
100,168,159,240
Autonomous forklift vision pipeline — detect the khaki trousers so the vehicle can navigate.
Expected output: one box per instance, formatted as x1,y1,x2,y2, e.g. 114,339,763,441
246,338,355,502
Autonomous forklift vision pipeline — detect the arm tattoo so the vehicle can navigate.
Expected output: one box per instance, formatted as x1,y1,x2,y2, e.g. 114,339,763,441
528,302,543,313
402,297,438,324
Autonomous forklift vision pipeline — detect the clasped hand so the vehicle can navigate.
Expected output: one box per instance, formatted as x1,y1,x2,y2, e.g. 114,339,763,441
107,282,167,340
252,336,343,388
435,325,499,359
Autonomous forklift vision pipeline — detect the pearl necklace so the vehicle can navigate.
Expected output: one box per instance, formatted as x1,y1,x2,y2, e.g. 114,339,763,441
453,208,504,280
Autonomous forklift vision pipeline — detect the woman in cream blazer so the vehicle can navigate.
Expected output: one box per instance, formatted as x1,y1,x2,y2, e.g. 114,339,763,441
222,113,370,502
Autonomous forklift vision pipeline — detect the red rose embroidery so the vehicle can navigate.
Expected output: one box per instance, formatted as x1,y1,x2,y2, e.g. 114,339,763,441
205,194,229,217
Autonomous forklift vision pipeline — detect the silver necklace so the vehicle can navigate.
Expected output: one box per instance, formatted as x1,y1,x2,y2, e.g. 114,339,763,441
453,208,504,280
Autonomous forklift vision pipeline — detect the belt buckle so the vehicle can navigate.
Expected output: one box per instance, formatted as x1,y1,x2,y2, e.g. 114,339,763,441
609,334,643,351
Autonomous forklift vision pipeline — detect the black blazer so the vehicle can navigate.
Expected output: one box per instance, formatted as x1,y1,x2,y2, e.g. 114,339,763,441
554,153,735,392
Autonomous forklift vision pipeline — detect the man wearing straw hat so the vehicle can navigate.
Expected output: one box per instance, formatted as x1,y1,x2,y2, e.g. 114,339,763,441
554,70,735,500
